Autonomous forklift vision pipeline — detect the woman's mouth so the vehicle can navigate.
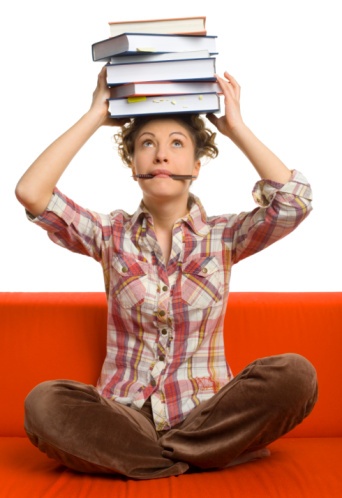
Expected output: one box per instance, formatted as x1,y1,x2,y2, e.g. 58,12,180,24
150,168,173,177
133,171,197,181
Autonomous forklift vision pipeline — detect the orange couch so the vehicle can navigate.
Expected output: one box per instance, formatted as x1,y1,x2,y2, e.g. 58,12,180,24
1,292,341,497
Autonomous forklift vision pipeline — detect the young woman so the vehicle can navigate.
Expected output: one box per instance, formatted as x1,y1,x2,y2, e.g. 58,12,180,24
15,67,318,480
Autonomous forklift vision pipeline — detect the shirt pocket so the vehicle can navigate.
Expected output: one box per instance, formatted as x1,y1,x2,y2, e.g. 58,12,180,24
180,256,223,309
111,253,149,308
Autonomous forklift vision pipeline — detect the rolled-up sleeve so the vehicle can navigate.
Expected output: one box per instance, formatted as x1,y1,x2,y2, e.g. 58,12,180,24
252,170,312,209
226,170,313,264
27,188,112,262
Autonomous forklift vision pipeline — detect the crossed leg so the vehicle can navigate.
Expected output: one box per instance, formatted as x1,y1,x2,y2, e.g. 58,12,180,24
160,353,318,469
24,353,318,479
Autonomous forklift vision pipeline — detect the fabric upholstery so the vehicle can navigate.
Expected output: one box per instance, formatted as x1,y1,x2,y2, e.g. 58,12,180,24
1,292,341,497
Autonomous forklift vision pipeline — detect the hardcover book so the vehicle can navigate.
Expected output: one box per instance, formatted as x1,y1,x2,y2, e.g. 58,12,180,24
92,32,218,61
108,49,210,65
108,92,221,118
106,57,217,86
109,80,222,99
108,16,207,37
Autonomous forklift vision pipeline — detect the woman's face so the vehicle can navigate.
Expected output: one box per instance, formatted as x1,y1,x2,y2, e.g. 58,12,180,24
131,118,201,202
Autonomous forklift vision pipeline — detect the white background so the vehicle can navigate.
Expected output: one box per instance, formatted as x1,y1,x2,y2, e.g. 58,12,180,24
1,0,341,292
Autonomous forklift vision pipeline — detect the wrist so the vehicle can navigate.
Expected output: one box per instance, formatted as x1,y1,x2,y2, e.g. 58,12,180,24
84,106,109,129
226,121,251,148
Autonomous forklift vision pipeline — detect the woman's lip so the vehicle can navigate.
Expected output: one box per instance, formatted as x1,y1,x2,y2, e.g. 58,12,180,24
153,173,170,178
150,169,173,176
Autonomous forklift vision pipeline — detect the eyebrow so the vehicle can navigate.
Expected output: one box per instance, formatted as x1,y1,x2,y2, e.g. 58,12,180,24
138,131,189,139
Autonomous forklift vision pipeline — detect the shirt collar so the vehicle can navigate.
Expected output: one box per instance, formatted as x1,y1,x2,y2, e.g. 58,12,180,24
127,194,210,237
182,194,211,236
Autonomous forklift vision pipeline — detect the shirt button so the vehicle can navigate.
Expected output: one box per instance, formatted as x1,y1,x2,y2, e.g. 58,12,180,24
150,379,157,387
159,355,165,362
202,267,208,274
162,285,168,292
122,266,128,273
158,310,166,317
161,328,168,335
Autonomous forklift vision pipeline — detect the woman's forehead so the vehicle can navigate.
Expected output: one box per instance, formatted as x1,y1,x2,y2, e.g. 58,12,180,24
137,118,192,138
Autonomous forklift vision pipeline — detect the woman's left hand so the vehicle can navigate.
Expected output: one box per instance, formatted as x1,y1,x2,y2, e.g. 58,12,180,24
206,72,245,139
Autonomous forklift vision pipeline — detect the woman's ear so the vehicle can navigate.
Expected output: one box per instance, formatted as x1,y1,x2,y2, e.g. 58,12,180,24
130,162,137,181
193,159,201,179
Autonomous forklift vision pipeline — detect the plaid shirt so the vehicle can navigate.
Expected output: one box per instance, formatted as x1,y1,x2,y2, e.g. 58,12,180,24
29,170,312,430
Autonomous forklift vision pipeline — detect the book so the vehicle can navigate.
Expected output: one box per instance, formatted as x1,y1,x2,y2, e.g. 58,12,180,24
109,80,222,99
108,16,207,37
109,49,210,65
108,92,221,118
106,57,217,86
92,32,218,61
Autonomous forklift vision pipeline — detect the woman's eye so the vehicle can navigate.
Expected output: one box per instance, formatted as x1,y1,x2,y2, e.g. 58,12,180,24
142,140,154,147
172,140,183,148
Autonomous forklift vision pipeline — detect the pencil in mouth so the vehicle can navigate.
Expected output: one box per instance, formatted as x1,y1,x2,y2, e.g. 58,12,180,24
133,174,197,180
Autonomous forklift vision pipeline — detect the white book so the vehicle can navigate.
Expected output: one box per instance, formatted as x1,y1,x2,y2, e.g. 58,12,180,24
109,81,222,99
108,50,210,65
106,57,216,86
92,32,218,61
108,93,221,118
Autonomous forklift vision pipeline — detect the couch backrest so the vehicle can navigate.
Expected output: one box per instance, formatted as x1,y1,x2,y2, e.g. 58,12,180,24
224,292,342,438
1,292,341,437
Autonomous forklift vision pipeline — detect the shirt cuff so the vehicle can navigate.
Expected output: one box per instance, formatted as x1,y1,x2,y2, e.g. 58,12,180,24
252,170,312,207
26,188,76,232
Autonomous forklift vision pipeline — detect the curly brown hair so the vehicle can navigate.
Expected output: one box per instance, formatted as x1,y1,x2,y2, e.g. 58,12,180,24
113,114,219,168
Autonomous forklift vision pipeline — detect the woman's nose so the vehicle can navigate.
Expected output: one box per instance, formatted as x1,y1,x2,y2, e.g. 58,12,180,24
154,147,168,163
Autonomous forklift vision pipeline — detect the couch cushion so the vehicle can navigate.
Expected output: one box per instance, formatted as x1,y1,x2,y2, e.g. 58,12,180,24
1,437,341,497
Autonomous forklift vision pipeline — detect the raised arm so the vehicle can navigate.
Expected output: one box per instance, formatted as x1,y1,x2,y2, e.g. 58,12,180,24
15,66,127,217
206,72,292,184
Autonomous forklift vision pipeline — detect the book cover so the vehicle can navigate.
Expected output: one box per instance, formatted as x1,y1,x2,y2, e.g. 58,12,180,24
108,92,221,118
106,57,217,86
108,16,207,37
92,32,218,61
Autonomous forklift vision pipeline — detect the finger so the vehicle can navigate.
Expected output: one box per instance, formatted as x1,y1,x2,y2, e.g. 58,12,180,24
109,117,131,127
206,113,219,127
98,65,108,85
100,64,108,75
215,74,235,100
223,72,241,99
223,71,239,86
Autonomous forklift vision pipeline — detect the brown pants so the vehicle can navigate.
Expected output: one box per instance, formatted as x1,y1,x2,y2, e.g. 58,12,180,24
24,353,318,480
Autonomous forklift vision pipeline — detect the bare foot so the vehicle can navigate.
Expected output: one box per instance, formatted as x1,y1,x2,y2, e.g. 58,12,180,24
224,448,271,468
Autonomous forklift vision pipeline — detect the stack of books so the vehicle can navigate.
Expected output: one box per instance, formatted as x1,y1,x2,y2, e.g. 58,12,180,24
91,16,221,118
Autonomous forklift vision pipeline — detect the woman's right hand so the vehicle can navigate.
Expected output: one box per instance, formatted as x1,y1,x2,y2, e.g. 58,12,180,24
90,65,129,127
